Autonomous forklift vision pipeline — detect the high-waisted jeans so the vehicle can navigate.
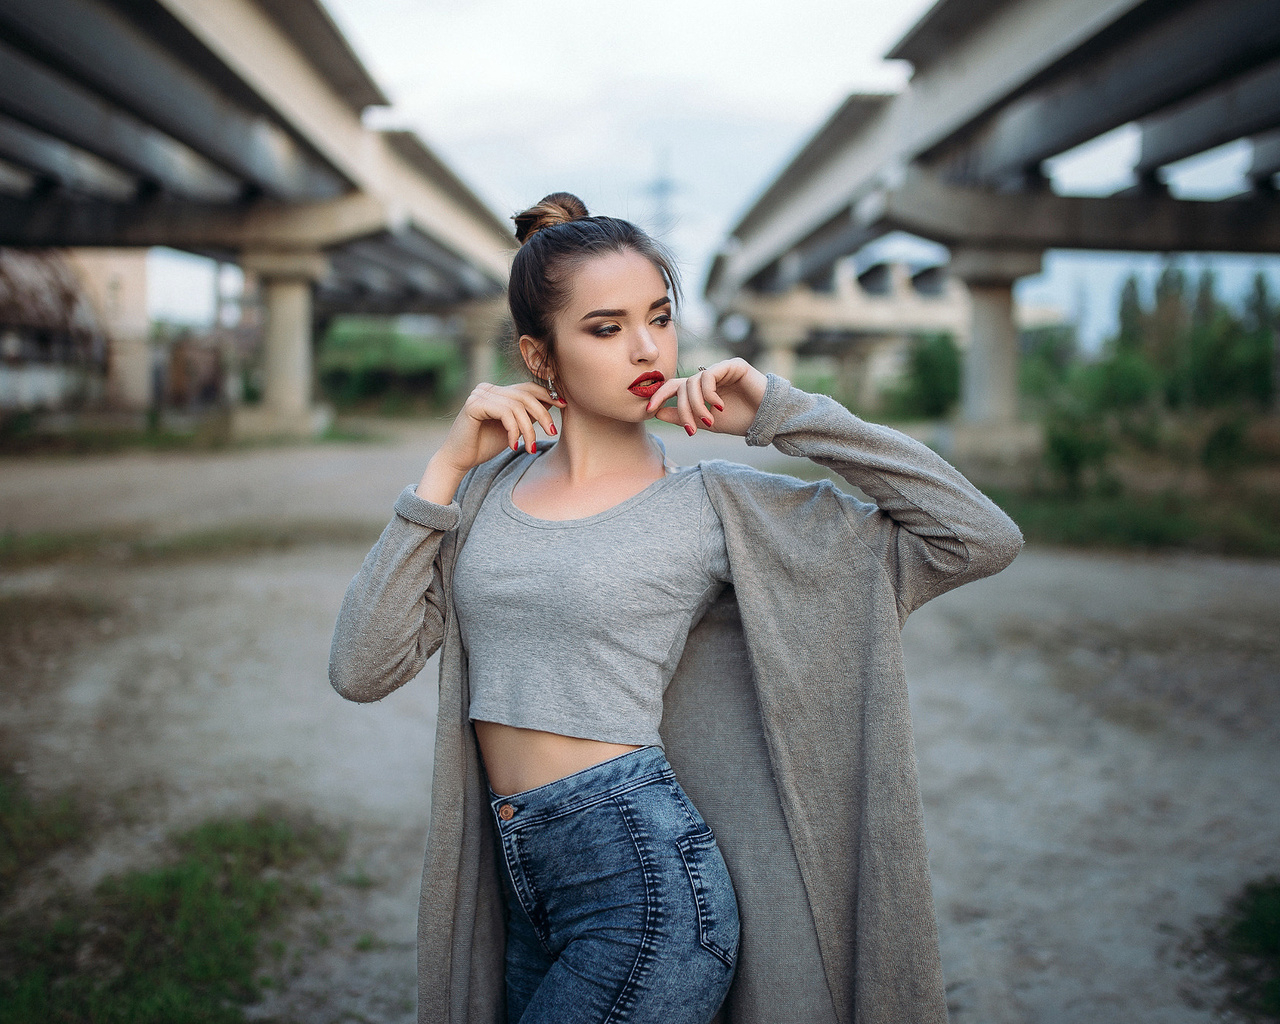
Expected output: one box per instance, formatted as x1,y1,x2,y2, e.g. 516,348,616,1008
488,746,739,1024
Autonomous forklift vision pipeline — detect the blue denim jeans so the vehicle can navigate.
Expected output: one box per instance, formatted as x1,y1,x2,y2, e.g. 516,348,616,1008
489,746,739,1024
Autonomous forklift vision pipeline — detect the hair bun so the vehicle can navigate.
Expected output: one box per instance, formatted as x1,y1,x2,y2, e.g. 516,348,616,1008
513,192,589,244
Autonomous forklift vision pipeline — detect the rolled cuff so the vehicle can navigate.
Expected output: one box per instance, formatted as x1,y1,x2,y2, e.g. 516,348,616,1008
745,373,793,448
394,485,462,531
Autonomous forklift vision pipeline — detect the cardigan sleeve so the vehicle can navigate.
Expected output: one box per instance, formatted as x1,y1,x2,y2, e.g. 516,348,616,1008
328,485,461,703
746,374,1023,617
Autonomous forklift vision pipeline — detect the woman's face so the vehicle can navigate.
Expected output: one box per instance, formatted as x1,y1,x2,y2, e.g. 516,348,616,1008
525,249,677,423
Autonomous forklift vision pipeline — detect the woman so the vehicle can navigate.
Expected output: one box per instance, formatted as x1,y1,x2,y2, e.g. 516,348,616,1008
330,193,1023,1024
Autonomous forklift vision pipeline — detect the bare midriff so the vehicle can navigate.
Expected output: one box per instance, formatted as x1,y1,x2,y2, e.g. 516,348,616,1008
474,721,642,797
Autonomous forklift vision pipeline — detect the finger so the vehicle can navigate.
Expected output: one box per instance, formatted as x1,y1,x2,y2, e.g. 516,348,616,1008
510,404,538,454
645,377,682,414
675,378,696,436
699,368,725,413
498,408,522,452
652,407,683,426
689,369,714,429
517,392,558,437
520,380,566,408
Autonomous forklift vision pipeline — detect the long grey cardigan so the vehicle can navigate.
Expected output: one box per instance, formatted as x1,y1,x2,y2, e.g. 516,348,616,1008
330,376,1023,1024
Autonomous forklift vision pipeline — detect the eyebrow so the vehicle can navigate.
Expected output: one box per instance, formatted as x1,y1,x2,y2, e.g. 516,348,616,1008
579,296,671,322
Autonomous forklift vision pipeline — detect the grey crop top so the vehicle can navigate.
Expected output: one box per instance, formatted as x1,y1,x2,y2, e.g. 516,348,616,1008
451,449,731,747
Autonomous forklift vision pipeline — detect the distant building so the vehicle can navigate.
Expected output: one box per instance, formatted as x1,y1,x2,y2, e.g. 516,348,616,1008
0,248,106,412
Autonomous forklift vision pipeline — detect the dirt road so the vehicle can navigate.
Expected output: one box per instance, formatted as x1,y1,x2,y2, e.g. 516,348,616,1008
2,425,1277,1023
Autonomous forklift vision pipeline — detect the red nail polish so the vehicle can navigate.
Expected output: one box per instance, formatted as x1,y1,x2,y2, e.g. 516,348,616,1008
684,425,695,436
511,442,518,451
548,423,557,435
714,403,724,412
701,417,713,427
530,441,537,454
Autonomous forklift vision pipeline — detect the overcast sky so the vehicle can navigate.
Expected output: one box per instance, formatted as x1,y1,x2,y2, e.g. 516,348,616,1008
150,0,1280,349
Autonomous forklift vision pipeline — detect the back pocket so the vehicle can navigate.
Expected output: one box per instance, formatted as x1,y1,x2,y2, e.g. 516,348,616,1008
676,829,739,968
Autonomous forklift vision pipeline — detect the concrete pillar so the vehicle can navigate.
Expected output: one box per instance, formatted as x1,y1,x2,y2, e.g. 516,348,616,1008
65,249,151,410
755,319,805,380
963,284,1020,423
234,251,329,438
261,277,311,416
836,344,868,408
950,249,1043,424
455,298,507,391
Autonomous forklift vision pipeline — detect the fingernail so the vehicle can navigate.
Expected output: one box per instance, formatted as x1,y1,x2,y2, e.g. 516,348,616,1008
548,423,557,435
685,425,695,437
511,443,518,451
714,403,724,412
530,441,537,454
701,417,713,427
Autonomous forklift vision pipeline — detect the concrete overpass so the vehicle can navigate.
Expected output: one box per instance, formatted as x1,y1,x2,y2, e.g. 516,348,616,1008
707,0,1280,427
724,257,971,411
0,0,514,433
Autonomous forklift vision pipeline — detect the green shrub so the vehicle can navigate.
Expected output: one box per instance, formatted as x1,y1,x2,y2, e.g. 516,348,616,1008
1202,417,1251,476
1063,350,1159,415
1043,408,1111,495
317,317,467,410
987,488,1280,557
882,333,960,419
1019,324,1077,403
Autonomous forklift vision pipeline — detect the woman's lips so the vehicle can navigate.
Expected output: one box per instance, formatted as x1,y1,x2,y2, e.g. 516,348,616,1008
628,373,665,398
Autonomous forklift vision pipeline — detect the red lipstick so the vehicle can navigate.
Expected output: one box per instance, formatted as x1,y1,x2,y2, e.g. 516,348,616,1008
628,371,665,398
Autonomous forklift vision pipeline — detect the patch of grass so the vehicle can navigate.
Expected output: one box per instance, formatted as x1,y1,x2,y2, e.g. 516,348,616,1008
0,418,225,457
353,932,385,952
0,413,385,457
127,523,383,562
338,864,376,889
0,811,344,1024
0,520,384,569
318,421,385,444
1184,876,1280,1020
0,767,85,897
987,488,1280,558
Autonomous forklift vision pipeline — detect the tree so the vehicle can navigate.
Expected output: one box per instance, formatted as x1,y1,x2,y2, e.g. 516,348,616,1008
1192,268,1218,329
1242,272,1278,411
1243,272,1273,335
1144,263,1188,404
1116,274,1144,353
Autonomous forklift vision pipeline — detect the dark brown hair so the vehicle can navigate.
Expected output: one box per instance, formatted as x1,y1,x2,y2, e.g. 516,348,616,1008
508,192,681,376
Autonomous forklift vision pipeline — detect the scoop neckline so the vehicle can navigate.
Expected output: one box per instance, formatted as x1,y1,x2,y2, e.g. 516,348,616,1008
500,445,695,530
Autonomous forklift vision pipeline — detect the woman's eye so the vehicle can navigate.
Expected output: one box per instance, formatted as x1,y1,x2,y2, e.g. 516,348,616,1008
652,314,672,327
592,323,620,337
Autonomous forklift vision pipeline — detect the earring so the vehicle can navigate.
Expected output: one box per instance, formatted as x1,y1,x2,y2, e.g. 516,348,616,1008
547,376,560,401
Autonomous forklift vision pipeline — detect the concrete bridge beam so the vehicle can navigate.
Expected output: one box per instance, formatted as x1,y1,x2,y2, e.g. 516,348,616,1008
950,248,1043,425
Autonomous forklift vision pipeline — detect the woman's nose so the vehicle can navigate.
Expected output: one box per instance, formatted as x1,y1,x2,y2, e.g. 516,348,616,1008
632,327,660,362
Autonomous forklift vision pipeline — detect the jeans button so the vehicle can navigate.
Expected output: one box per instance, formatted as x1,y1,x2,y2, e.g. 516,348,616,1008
498,803,515,821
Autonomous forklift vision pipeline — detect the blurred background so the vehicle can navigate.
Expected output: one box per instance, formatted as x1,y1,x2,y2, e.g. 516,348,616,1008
1,1,1278,1021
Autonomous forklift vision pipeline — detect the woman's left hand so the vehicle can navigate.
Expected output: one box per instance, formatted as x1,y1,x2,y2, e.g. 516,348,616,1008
645,358,769,437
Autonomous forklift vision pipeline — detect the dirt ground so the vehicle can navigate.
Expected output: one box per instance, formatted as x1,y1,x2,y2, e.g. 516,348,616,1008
2,422,1278,1024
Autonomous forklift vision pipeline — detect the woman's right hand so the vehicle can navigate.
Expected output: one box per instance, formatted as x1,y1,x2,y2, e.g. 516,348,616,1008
416,382,564,505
